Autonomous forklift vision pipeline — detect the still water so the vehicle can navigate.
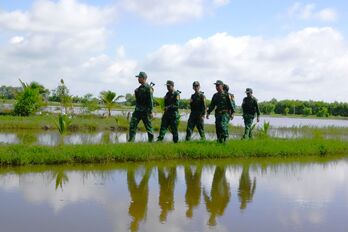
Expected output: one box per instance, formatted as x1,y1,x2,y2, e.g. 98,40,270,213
2,129,343,146
0,158,347,232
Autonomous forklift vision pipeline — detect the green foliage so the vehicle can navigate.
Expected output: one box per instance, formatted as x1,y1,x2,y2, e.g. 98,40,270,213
53,79,73,114
125,93,136,106
14,80,42,116
81,93,100,113
303,107,312,116
259,102,275,114
0,85,21,99
283,107,289,115
261,99,348,117
258,121,270,138
100,90,124,116
56,114,72,135
316,107,329,117
179,99,190,109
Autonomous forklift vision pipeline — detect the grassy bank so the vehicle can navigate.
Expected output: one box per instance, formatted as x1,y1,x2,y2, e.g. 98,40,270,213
0,138,347,166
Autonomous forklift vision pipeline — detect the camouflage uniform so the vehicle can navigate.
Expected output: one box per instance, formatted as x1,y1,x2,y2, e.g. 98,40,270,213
223,84,236,122
128,73,154,142
207,81,235,143
157,82,180,143
242,88,260,139
186,90,206,141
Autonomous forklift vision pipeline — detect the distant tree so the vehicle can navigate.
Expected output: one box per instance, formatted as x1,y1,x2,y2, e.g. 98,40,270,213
303,107,312,116
284,107,289,115
125,93,136,106
179,99,190,109
259,102,275,115
81,93,100,113
100,90,124,117
14,80,42,116
0,85,21,99
316,107,329,117
55,79,72,114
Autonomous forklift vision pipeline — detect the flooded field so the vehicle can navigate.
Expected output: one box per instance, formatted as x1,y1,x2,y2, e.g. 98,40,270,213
0,158,347,232
1,129,347,146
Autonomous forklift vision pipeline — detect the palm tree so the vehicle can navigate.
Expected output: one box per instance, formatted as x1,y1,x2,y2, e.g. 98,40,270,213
100,90,124,117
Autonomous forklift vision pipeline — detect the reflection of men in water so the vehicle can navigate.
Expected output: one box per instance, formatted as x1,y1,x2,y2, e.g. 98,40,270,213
127,168,151,232
203,166,231,226
238,165,256,210
185,165,202,218
158,167,177,222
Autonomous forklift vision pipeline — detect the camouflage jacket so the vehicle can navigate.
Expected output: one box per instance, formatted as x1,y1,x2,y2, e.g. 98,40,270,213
242,96,260,116
207,92,235,115
190,91,206,116
134,83,153,113
164,90,180,114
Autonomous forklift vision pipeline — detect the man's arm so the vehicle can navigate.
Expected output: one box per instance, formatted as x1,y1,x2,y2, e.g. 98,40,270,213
206,95,216,118
254,98,260,121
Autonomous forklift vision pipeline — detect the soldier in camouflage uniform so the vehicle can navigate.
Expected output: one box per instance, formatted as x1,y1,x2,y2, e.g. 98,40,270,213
128,72,154,142
241,88,260,139
223,84,236,110
185,81,206,141
157,80,180,143
206,80,235,143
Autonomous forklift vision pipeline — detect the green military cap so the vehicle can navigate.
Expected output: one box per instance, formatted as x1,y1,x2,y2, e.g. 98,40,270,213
135,71,147,79
245,88,253,93
192,81,200,86
213,80,224,85
165,80,174,86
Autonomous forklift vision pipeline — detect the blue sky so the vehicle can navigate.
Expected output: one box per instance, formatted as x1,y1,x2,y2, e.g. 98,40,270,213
0,0,347,101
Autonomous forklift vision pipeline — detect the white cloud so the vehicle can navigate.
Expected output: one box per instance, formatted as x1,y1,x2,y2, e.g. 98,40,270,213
142,27,348,101
0,0,131,96
0,0,115,33
9,36,24,45
287,3,338,22
121,0,229,24
213,0,230,7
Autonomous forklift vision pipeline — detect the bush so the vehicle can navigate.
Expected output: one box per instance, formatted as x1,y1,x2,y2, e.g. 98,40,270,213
14,85,41,116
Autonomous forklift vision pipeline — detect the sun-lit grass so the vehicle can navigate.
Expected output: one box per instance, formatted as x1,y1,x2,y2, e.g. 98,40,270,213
0,138,347,166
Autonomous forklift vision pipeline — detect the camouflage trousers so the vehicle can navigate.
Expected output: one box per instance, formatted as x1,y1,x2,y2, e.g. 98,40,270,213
215,113,230,143
128,111,154,142
185,113,205,141
242,114,255,139
157,112,179,143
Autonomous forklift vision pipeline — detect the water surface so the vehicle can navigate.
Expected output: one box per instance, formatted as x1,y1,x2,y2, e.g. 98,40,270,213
0,158,347,232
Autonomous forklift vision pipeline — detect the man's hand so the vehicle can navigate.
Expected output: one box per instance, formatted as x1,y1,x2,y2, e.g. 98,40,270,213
257,117,260,123
149,112,154,119
206,114,210,119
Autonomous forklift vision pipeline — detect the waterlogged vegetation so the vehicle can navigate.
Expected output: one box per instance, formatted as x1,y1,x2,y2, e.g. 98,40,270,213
0,138,347,165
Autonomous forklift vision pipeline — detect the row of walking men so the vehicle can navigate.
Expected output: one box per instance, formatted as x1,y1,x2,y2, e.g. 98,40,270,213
128,71,261,143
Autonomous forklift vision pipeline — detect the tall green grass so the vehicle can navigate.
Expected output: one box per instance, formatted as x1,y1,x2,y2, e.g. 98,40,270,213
0,138,347,166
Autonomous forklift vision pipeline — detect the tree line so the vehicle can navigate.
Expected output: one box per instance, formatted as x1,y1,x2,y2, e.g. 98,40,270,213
258,98,348,117
1,82,348,117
